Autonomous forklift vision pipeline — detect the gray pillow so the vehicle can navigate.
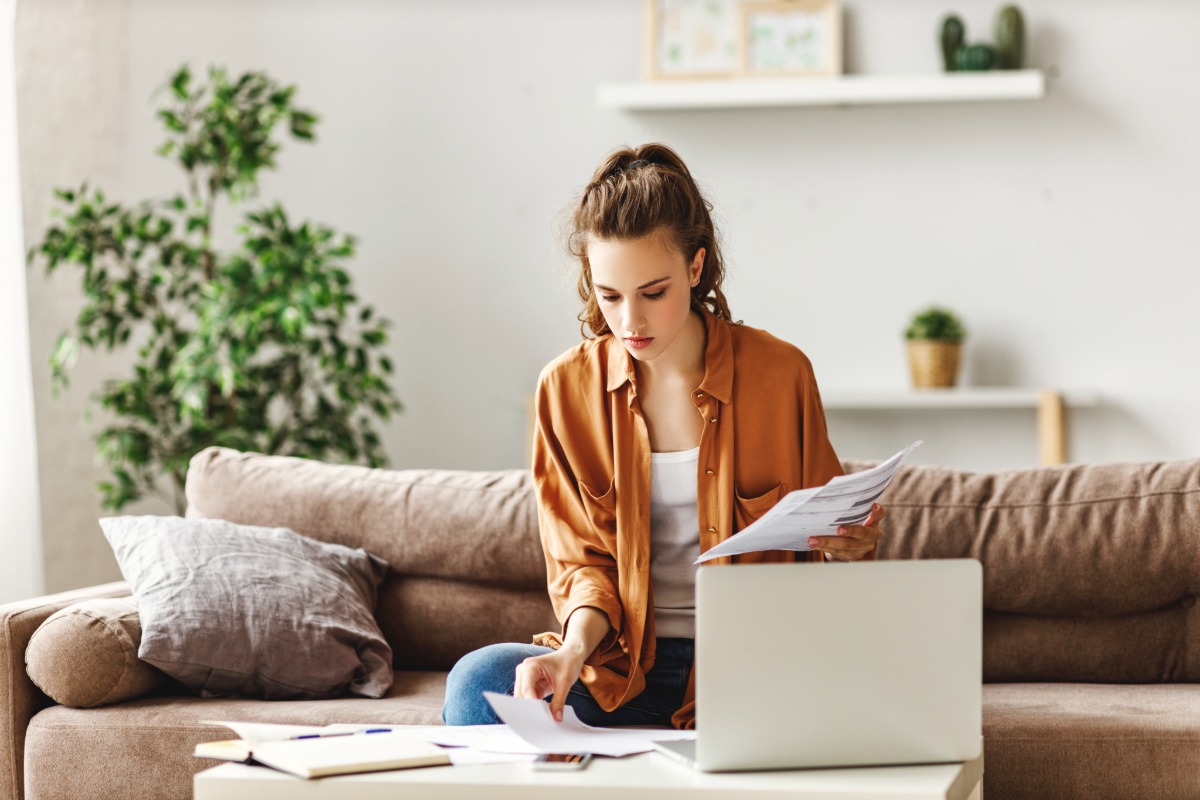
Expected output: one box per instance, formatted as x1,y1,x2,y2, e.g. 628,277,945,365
100,515,393,700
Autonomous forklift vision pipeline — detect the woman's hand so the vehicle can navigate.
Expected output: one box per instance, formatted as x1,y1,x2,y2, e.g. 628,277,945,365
514,645,586,723
807,503,886,562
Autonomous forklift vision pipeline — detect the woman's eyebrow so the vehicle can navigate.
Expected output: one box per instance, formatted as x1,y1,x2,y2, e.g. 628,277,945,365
593,276,670,292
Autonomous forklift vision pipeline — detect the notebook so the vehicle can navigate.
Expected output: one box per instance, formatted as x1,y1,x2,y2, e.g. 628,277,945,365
244,731,451,778
653,559,982,772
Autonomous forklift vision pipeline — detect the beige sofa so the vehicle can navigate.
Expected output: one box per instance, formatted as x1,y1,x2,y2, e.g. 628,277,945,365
2,446,1198,800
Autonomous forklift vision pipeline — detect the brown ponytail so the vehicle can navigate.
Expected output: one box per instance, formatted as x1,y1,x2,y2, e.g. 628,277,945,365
565,143,735,339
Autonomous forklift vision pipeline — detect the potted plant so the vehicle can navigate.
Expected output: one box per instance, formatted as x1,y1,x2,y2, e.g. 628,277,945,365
27,64,401,513
904,307,966,388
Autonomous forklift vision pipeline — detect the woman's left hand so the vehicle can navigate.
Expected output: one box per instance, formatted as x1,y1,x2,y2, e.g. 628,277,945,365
807,503,886,562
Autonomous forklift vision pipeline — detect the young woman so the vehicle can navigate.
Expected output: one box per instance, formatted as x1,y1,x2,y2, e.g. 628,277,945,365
442,143,885,730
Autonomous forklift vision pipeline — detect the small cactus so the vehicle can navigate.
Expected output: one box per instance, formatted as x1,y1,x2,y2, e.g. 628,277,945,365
994,5,1025,69
955,43,997,71
940,15,966,72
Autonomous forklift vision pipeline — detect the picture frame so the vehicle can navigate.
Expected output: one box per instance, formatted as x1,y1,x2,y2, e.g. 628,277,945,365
642,0,742,80
736,1,842,77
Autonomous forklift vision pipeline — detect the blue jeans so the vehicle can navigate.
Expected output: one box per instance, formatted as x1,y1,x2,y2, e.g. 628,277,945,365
442,638,694,727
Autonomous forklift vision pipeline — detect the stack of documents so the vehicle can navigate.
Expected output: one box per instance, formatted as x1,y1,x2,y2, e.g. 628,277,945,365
697,441,922,562
480,692,695,757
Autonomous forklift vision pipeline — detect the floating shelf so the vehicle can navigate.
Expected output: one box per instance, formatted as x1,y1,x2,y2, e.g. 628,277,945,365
596,70,1045,111
822,387,1100,466
822,387,1099,411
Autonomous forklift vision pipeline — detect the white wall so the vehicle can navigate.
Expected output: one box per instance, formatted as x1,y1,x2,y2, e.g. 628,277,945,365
18,0,1200,592
1,0,43,603
17,0,133,594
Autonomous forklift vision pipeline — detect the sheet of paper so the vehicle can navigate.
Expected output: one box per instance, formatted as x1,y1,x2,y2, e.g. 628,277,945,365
416,724,544,755
696,440,923,563
447,750,537,766
199,720,392,743
200,720,328,742
483,692,695,757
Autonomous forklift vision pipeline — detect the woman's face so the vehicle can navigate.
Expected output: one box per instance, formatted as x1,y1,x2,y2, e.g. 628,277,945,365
588,231,705,363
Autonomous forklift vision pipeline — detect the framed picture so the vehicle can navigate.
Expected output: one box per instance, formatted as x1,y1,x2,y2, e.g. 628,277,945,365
736,1,842,77
643,0,742,80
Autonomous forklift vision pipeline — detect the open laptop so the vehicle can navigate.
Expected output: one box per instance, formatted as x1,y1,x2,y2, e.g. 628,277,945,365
653,559,981,772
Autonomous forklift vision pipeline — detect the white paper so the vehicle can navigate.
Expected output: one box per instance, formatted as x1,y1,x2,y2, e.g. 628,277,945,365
447,750,537,766
696,440,922,563
200,721,328,742
482,692,695,757
416,724,544,755
200,720,393,742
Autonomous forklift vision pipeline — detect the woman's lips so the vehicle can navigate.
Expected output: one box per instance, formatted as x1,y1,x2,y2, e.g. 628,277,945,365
626,337,653,350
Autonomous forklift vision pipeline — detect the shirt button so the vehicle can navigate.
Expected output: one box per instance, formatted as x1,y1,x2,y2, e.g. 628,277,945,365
706,469,714,475
709,417,717,423
695,391,704,399
708,526,717,533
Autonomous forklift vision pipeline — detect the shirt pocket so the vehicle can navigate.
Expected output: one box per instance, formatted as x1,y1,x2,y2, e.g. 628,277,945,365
579,476,618,536
733,482,786,533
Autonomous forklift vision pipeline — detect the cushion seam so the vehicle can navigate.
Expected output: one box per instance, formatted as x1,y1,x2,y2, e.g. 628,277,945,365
30,723,249,733
218,458,529,496
886,487,1200,511
2,616,18,800
94,613,133,706
991,736,1200,741
142,656,352,695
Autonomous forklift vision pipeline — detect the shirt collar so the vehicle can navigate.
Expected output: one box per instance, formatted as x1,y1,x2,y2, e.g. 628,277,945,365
605,306,733,404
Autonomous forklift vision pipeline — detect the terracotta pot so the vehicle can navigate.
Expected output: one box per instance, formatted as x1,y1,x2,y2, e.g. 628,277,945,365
907,340,962,388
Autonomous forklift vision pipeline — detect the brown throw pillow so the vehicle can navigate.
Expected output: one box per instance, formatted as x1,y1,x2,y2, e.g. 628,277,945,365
25,597,170,708
100,515,393,700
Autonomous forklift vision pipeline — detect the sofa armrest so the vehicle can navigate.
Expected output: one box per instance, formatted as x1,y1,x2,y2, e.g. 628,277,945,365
0,582,131,800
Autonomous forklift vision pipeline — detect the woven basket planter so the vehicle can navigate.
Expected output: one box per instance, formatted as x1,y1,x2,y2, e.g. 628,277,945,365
907,340,962,388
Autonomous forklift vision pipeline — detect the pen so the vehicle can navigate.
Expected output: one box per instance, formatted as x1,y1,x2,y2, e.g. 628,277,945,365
292,728,393,740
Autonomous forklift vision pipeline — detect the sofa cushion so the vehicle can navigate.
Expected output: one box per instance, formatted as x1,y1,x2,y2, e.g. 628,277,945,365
101,515,394,700
24,598,170,708
22,670,447,800
983,683,1200,800
183,447,556,667
184,447,545,590
379,577,558,671
852,457,1200,682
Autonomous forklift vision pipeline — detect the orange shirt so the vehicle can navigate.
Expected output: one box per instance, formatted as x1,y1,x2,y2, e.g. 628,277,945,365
530,306,845,729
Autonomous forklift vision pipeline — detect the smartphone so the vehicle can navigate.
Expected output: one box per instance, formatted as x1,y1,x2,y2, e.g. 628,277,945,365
531,752,593,771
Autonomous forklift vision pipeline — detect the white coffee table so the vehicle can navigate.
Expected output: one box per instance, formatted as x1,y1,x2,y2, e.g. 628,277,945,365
194,742,983,800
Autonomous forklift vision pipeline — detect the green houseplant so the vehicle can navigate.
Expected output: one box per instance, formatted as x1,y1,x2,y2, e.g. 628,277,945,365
904,306,966,388
28,64,401,513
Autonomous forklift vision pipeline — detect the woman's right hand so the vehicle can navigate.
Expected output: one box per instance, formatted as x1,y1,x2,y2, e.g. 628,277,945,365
514,645,586,722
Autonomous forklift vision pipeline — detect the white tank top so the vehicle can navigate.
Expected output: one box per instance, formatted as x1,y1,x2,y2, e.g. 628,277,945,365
649,445,701,639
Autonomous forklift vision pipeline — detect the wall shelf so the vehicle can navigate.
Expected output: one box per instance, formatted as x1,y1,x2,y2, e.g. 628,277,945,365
822,388,1100,466
822,388,1099,411
596,70,1045,111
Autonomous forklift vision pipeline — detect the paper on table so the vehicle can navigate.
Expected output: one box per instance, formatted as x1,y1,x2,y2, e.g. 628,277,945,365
199,720,390,742
446,750,537,766
417,724,544,755
195,721,397,762
200,720,329,742
483,692,695,757
696,440,922,563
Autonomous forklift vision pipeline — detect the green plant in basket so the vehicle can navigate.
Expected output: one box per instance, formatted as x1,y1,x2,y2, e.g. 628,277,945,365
27,64,402,513
905,307,967,343
905,307,966,388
